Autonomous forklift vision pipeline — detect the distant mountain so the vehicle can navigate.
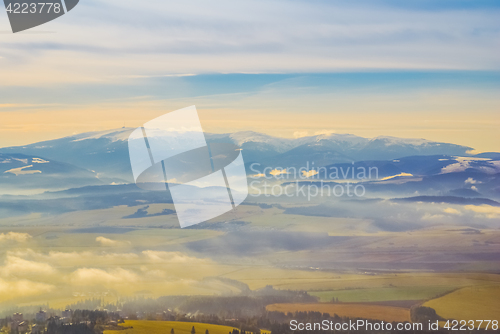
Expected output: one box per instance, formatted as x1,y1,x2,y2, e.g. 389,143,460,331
0,128,476,181
392,195,500,207
356,136,472,161
324,155,500,179
227,131,297,153
216,132,473,167
0,128,136,181
361,170,500,200
0,153,105,195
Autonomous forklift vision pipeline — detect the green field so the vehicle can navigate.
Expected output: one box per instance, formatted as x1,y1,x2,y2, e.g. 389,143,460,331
104,321,262,334
310,286,456,302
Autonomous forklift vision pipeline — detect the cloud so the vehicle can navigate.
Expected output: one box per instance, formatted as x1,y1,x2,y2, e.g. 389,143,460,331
422,213,445,221
464,205,500,218
302,170,319,178
465,177,477,184
293,129,339,139
96,236,130,247
44,251,96,263
0,278,54,303
8,249,207,267
293,131,309,138
1,256,56,278
0,248,219,297
380,172,413,181
69,268,139,285
443,207,462,215
0,232,32,242
270,169,288,177
8,249,139,266
314,130,336,136
1,0,499,86
142,251,211,264
96,236,119,246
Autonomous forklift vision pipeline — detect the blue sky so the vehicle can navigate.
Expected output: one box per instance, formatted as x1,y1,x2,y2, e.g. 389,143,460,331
0,1,499,151
1,71,500,105
1,0,499,85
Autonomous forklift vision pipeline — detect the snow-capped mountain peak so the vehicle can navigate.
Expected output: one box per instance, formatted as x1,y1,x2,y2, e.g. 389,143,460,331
371,136,431,147
71,128,135,143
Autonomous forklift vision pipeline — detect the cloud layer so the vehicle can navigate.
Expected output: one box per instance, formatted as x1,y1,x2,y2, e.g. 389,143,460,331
0,0,499,85
0,246,218,304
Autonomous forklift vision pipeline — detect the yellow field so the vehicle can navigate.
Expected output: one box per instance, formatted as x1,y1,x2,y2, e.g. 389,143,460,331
266,303,410,323
424,285,500,322
104,321,240,334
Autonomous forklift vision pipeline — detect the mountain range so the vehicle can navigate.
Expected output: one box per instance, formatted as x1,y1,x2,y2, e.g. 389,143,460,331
0,128,498,199
0,128,498,219
0,128,478,181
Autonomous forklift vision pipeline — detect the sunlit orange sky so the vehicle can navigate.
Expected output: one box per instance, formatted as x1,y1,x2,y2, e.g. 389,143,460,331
1,0,499,151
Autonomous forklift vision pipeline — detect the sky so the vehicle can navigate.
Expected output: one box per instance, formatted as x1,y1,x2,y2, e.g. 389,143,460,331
0,0,499,151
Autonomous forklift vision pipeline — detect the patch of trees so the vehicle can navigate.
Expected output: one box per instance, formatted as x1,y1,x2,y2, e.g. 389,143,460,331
410,306,444,323
46,321,99,334
120,287,317,318
65,299,102,312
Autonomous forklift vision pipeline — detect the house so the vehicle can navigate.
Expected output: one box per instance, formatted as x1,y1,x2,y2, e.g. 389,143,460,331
11,320,28,333
35,310,47,323
11,313,27,333
13,313,23,323
17,321,29,333
48,316,62,326
62,309,73,318
31,324,42,334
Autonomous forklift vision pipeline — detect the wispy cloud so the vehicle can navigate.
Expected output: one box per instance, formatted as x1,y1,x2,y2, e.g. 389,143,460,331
95,236,130,247
69,267,139,285
1,255,56,278
0,278,54,302
0,232,31,242
464,205,500,218
0,0,499,85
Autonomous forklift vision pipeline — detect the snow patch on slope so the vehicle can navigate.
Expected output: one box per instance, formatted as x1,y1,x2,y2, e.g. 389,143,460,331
4,165,42,176
373,136,431,147
440,156,499,174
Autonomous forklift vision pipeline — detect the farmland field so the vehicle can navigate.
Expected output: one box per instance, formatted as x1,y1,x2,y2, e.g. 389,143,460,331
309,286,455,303
1,204,500,315
226,270,500,292
424,285,500,324
104,321,240,334
266,303,410,322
